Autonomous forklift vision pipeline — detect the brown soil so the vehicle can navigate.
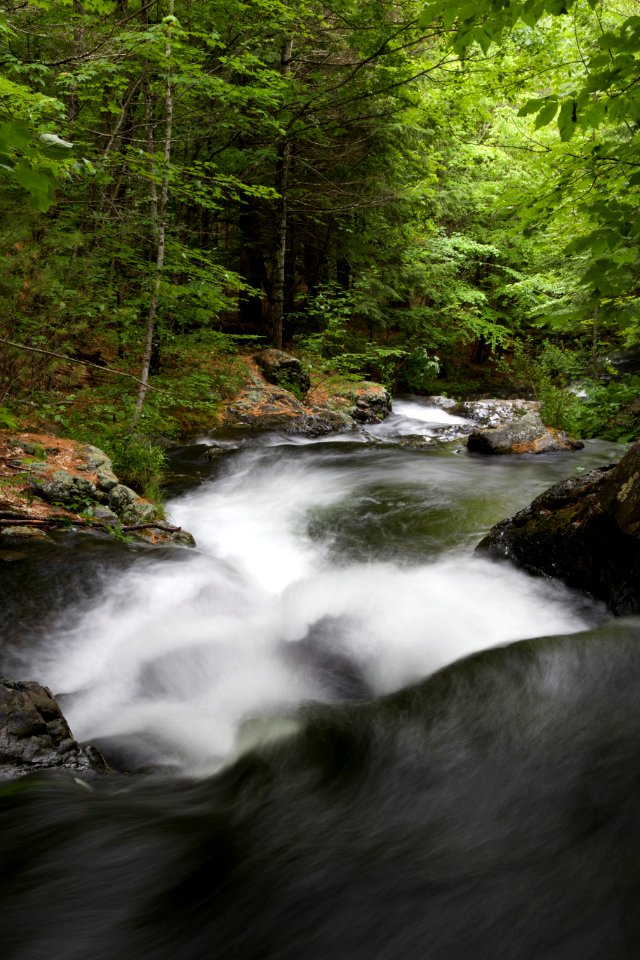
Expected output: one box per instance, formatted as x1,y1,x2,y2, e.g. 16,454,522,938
0,431,102,522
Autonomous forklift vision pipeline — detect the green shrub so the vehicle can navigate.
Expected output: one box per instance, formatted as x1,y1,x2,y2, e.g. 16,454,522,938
108,436,166,499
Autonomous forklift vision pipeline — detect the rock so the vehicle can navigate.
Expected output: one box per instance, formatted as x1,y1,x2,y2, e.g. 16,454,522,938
0,525,53,544
81,444,114,471
96,469,119,492
201,445,225,460
254,349,310,395
85,504,120,525
599,441,640,536
2,435,196,549
467,412,583,455
426,395,458,410
476,442,640,613
0,678,109,777
458,399,540,428
29,468,99,505
134,527,197,548
108,484,157,524
9,439,47,459
168,529,197,547
339,382,392,425
224,380,353,436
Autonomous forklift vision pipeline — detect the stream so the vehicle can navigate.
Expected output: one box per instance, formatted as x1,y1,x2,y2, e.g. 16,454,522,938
1,400,639,959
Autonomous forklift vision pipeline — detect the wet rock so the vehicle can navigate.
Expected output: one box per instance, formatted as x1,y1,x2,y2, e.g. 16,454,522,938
0,678,109,777
467,412,583,455
0,525,53,544
254,349,310,395
340,382,392,425
201,445,226,460
168,529,197,547
458,399,540,428
600,440,640,536
224,381,353,436
134,527,197,548
476,443,640,613
426,395,458,410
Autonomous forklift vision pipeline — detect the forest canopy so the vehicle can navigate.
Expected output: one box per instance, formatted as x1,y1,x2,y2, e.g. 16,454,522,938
1,0,639,444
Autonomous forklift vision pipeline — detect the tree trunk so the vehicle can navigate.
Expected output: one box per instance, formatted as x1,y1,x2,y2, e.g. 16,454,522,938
131,2,174,430
271,36,293,350
592,300,600,380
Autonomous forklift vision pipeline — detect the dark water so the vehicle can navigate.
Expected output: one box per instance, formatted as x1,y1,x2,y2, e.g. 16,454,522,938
1,404,637,958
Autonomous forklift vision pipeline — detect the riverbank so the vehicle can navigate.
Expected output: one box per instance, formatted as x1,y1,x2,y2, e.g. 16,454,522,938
0,431,194,547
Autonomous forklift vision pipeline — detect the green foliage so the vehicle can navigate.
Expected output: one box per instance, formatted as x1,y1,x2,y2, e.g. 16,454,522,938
1,0,639,438
107,436,166,500
0,406,18,430
501,339,584,434
574,376,640,443
402,348,441,393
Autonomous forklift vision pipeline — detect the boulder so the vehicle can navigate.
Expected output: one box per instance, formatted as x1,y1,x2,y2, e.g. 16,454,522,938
108,484,157,524
339,382,392,425
458,398,540,427
254,349,310,395
0,678,108,777
0,525,53,544
467,412,583,455
476,441,640,613
223,381,353,436
29,468,99,505
426,395,458,410
85,504,120,525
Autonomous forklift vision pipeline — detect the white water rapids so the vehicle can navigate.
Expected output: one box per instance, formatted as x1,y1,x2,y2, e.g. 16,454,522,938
23,403,614,775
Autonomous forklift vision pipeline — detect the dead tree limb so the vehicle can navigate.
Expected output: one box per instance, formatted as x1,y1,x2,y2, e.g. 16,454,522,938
0,337,166,393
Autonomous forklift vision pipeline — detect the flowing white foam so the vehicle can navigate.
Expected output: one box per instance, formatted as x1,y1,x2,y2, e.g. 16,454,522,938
366,400,470,439
27,442,603,775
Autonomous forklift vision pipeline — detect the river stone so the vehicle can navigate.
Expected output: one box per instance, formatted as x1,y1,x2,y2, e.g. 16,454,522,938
0,678,109,777
476,442,640,613
254,348,310,395
134,527,197,548
0,525,53,544
224,380,353,436
29,468,98,505
458,399,540,427
340,382,392,424
467,412,583,455
426,395,458,410
108,484,157,524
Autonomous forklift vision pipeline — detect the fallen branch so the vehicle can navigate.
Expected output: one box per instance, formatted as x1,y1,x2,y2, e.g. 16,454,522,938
0,517,182,534
0,337,166,393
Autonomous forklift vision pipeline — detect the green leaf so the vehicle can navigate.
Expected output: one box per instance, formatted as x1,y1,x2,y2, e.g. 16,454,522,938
518,97,544,117
534,98,559,129
11,159,54,211
557,99,576,141
0,120,33,153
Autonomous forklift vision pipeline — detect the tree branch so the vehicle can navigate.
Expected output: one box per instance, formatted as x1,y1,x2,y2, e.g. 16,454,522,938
0,337,166,393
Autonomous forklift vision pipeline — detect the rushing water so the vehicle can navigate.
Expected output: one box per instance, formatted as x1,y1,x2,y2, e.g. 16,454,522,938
2,402,639,959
